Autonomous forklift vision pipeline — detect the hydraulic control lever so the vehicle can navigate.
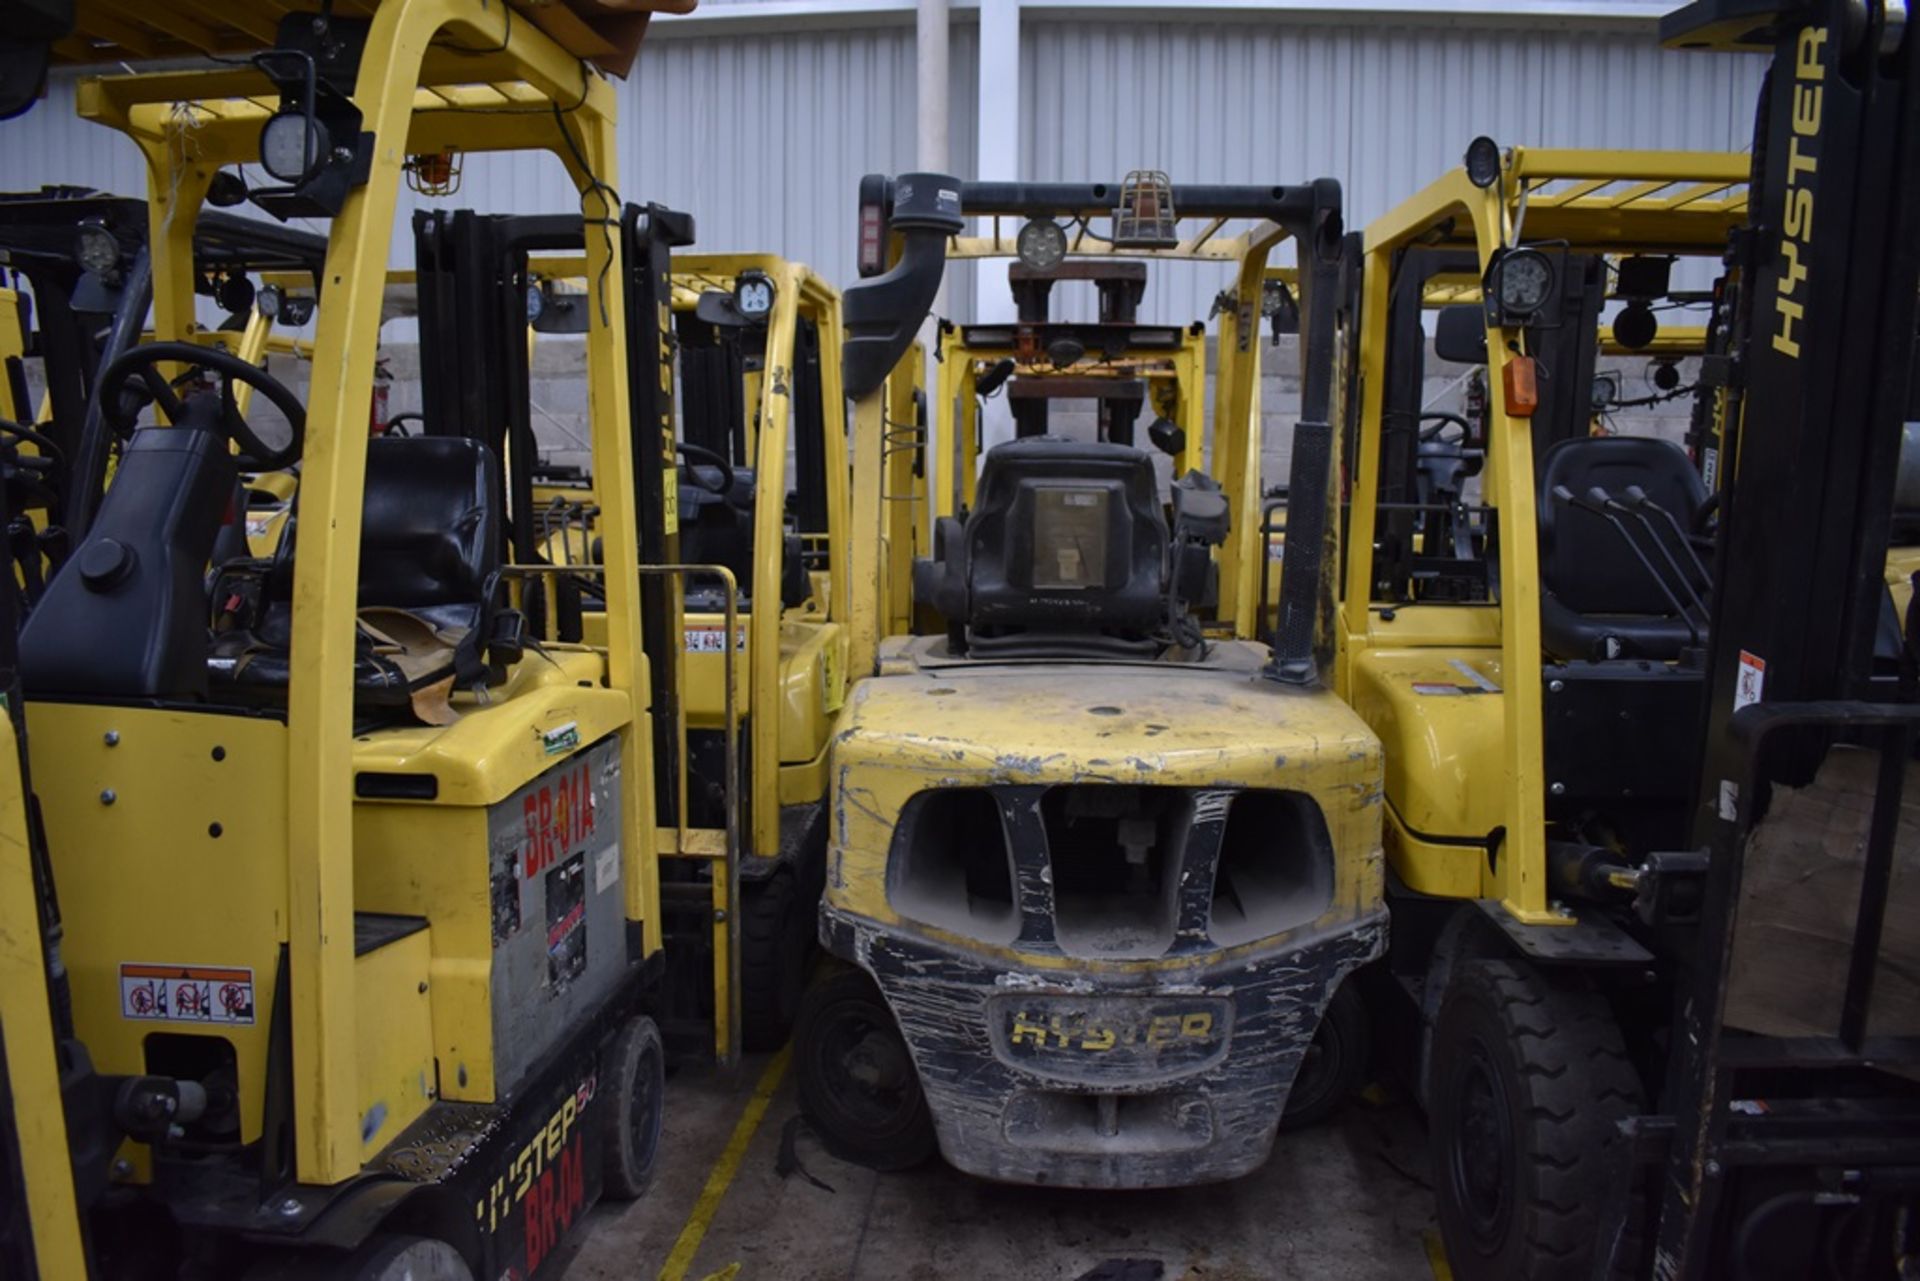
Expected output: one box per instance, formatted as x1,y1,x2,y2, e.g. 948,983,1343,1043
1597,487,1711,626
1555,484,1700,645
1619,484,1713,588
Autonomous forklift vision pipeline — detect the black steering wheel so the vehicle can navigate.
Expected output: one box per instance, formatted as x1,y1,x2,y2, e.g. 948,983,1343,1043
1418,411,1473,444
676,440,736,497
95,341,306,471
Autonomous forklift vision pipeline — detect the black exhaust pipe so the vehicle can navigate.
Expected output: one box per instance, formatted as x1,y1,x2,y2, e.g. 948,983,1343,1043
842,173,965,401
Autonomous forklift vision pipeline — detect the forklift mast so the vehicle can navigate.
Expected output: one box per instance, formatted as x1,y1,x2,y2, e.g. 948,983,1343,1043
1638,1,1920,1273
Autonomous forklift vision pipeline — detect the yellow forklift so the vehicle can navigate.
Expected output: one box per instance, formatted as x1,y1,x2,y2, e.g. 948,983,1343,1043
1338,142,1746,1281
793,171,1386,1185
0,1,696,1275
408,235,858,1056
523,254,857,1052
1338,4,1920,1268
920,212,1298,642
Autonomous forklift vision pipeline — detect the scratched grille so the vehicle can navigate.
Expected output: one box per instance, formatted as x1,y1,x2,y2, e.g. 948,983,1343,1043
887,783,1333,958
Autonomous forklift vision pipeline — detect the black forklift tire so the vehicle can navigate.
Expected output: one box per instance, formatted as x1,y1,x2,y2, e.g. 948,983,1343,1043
244,1235,473,1281
1279,979,1371,1130
740,867,814,1051
1428,959,1644,1281
600,1014,667,1200
794,966,937,1171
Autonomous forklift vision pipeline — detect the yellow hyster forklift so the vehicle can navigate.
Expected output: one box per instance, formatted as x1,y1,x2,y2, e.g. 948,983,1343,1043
919,207,1299,643
510,251,858,1054
790,171,1386,1186
0,1,698,1276
403,226,858,1057
1339,0,1920,1273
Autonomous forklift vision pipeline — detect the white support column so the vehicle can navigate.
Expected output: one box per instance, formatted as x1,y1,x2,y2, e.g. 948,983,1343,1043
973,0,1021,326
971,0,1021,460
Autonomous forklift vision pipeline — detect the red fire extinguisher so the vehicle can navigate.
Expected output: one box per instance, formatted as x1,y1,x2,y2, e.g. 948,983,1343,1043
369,355,393,436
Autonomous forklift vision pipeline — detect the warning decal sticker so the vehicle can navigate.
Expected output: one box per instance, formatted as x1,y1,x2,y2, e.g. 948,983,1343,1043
1734,650,1767,713
121,963,255,1025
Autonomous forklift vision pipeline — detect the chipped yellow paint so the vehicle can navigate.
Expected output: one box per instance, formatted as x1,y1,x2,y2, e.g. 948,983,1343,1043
826,637,1386,973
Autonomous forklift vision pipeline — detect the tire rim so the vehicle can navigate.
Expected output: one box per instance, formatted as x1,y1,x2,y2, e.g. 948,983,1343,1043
1448,1040,1515,1251
629,1030,664,1172
810,1001,916,1133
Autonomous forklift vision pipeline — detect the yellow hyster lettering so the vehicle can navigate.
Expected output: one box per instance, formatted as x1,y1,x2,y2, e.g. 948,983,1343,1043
1080,1026,1116,1052
1771,32,1825,361
1180,1012,1214,1040
1784,187,1815,241
1793,81,1822,135
1009,1013,1047,1046
1798,24,1827,79
1146,1014,1182,1046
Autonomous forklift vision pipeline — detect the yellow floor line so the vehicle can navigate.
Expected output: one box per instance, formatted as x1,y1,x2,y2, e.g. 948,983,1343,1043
1424,1230,1454,1281
658,1046,793,1281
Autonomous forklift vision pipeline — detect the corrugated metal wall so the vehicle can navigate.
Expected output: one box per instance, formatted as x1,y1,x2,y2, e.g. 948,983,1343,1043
7,21,977,298
1020,18,1765,322
1,15,1761,323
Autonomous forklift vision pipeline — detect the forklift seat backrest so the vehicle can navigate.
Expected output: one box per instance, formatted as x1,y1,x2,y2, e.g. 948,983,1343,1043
1537,435,1708,662
207,436,507,714
359,435,500,611
915,437,1169,656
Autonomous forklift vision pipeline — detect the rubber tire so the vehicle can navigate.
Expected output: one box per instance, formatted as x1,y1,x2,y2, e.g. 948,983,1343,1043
245,1236,473,1281
740,867,814,1052
1280,978,1371,1130
794,966,937,1171
600,1014,666,1200
1428,960,1644,1281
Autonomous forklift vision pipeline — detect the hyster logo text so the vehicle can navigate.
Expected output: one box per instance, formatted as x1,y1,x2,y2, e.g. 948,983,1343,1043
1774,26,1826,359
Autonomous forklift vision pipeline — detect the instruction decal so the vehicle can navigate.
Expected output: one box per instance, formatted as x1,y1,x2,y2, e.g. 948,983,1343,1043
1734,650,1766,713
546,853,588,988
121,963,254,1025
684,625,748,653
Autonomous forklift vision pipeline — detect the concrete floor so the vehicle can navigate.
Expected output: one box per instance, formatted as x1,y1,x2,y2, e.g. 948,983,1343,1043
561,1056,1442,1281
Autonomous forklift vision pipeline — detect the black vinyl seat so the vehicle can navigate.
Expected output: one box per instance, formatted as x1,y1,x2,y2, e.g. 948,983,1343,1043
672,465,810,613
679,465,756,609
1537,435,1709,662
209,436,506,715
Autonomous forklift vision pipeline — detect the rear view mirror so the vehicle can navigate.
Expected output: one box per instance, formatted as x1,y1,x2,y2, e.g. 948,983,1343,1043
1434,305,1489,366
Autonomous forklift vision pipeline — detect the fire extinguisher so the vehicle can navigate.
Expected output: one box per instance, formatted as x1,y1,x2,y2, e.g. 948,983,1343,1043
369,355,393,436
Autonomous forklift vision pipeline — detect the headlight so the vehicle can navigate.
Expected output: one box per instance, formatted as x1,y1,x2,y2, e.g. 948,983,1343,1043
1016,219,1068,272
74,220,120,277
734,271,774,320
259,110,328,183
526,282,546,324
1492,248,1554,320
256,283,284,320
1464,135,1502,189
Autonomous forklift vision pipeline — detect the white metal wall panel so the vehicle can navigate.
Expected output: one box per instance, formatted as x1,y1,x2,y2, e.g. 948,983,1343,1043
4,22,978,304
1020,20,1765,322
0,18,1756,325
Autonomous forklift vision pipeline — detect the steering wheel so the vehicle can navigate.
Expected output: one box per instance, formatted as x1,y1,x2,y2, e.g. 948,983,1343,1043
95,341,305,471
675,440,736,497
1418,411,1473,444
